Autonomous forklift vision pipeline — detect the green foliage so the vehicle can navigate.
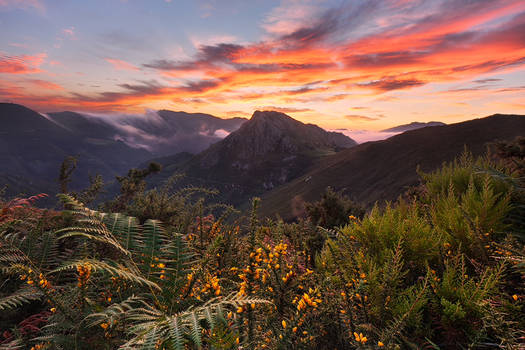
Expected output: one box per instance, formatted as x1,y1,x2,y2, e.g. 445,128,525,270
107,162,162,211
74,174,105,205
1,151,524,349
488,136,525,176
343,201,441,276
305,186,365,229
123,174,227,232
58,155,78,194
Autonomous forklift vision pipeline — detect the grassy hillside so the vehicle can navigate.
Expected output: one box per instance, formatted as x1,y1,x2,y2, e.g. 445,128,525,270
259,114,525,220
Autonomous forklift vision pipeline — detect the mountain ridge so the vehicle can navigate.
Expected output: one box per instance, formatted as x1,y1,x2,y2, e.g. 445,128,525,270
149,110,357,205
258,113,525,220
381,121,446,133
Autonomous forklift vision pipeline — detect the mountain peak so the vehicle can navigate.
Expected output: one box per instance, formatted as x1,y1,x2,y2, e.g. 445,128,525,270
225,111,356,157
251,110,294,121
161,111,357,205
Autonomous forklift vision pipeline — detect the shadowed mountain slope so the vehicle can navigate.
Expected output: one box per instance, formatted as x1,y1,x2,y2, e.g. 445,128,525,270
258,114,525,220
0,103,152,198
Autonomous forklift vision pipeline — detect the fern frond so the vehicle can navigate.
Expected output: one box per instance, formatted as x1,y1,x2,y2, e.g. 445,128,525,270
98,293,270,349
50,259,160,290
189,310,202,349
103,213,141,252
0,338,24,350
168,315,186,350
0,286,43,310
55,229,130,257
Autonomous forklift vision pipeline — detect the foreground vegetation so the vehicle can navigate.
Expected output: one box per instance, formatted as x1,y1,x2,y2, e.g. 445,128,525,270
1,143,524,349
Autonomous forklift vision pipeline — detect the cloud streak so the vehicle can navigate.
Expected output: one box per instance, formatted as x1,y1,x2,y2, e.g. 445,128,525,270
105,58,140,71
344,114,379,122
0,52,46,74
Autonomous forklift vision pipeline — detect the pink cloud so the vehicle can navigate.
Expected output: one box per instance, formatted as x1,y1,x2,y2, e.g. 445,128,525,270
62,26,76,39
8,42,29,49
104,58,139,71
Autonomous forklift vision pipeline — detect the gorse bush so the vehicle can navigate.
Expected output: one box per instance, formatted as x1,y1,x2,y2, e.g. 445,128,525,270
0,151,524,349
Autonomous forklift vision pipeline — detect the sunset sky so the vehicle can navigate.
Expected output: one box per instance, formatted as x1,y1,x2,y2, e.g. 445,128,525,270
1,0,524,130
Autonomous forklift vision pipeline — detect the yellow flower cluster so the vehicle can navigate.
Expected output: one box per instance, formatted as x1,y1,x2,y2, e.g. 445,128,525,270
39,275,50,288
77,262,92,288
294,289,321,311
353,332,367,343
20,269,51,290
100,320,117,331
429,269,441,293
200,274,221,296
157,262,167,280
282,270,294,283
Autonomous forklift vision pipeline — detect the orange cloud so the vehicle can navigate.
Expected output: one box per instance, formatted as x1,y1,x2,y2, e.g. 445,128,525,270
27,79,63,90
0,52,46,74
258,106,312,114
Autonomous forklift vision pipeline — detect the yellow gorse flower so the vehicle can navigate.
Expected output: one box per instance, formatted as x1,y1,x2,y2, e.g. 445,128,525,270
353,332,367,343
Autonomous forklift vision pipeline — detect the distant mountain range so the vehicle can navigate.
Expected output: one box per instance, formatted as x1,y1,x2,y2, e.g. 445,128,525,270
147,110,357,206
0,103,151,198
47,109,246,156
2,103,523,217
381,121,446,133
0,103,246,198
257,114,525,220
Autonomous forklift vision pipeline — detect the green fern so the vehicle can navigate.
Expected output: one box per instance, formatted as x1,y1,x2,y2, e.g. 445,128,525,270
88,293,270,350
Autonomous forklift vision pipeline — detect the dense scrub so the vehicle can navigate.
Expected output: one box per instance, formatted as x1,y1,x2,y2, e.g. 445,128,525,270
1,151,524,349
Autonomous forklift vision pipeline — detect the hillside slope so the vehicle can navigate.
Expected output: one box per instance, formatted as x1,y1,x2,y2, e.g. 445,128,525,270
258,114,525,220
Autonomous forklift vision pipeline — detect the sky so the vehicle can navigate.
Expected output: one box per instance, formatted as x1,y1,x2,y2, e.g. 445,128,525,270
1,0,524,130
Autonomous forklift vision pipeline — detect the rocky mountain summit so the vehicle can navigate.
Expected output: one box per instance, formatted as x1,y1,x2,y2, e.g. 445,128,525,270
152,110,357,205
